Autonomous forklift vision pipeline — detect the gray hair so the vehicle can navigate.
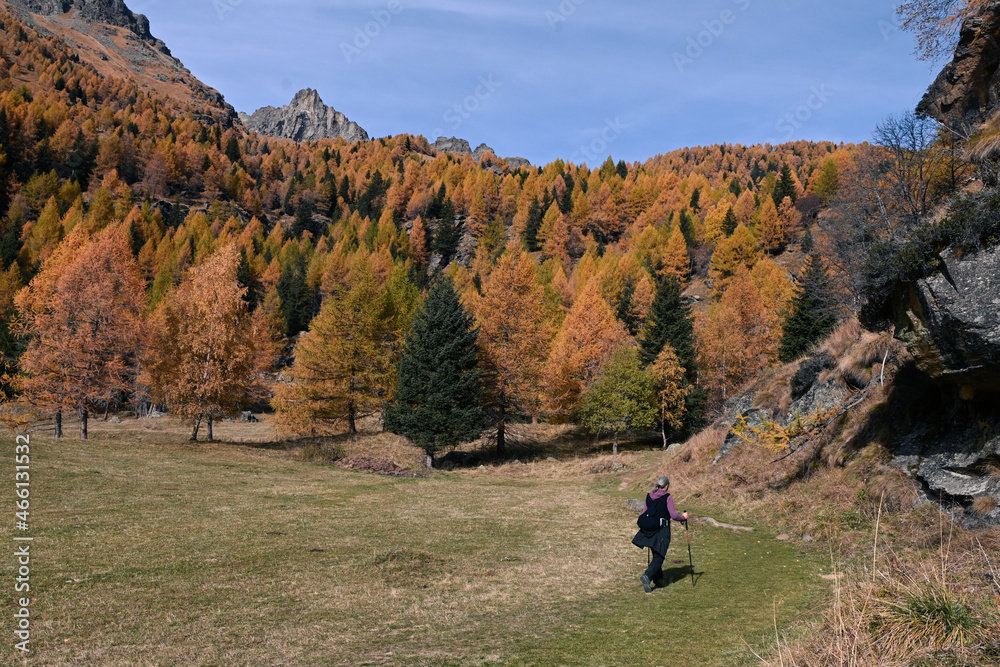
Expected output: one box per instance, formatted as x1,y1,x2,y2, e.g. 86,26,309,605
655,476,670,489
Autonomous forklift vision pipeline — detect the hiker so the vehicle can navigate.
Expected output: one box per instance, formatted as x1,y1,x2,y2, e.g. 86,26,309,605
632,475,688,593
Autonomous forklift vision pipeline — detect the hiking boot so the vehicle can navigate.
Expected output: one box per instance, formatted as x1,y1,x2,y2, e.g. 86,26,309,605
640,574,653,593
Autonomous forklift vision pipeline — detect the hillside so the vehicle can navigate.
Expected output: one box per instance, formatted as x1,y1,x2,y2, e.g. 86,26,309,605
0,0,235,124
0,2,998,665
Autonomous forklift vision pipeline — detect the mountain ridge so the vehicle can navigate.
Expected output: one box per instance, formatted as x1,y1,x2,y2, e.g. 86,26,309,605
239,88,369,143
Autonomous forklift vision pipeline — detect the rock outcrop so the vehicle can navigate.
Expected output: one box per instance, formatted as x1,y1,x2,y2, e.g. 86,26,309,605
893,244,1000,393
918,1,1000,133
9,0,169,53
3,0,236,124
239,89,369,143
432,136,530,169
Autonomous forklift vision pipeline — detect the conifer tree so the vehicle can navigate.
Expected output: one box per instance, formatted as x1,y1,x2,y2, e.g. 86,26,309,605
773,164,798,207
721,206,738,237
779,254,838,361
638,276,695,377
384,277,485,468
637,275,704,429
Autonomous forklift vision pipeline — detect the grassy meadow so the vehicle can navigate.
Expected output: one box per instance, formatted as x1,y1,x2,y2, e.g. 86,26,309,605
0,416,832,666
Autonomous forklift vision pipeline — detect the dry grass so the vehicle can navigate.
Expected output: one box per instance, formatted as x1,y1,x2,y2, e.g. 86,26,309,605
761,517,1000,666
972,496,998,517
0,425,826,666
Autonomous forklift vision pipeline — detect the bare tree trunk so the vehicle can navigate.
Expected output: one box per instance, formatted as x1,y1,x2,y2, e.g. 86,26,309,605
102,403,109,421
190,414,202,442
425,451,434,469
54,410,62,439
348,403,357,434
79,405,88,440
661,418,668,449
496,406,506,459
613,431,619,457
206,414,213,442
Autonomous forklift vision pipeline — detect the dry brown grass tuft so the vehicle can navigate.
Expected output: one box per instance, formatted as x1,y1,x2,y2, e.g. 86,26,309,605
819,318,864,359
753,362,800,415
972,496,998,517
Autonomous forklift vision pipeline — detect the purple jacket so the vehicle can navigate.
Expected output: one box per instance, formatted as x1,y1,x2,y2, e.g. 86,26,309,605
642,489,686,522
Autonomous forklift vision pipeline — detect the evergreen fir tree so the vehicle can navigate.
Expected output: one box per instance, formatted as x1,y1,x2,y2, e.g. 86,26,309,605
721,206,738,237
779,254,838,361
638,276,705,429
772,164,798,207
638,277,695,379
524,195,543,251
614,277,640,336
432,197,460,266
383,277,486,468
689,187,701,212
235,248,260,311
276,258,316,336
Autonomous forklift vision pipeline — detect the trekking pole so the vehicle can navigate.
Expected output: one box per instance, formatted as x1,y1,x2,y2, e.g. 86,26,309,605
684,518,694,587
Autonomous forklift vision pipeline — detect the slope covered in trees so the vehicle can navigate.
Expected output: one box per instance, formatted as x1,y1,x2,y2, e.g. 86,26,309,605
0,7,857,449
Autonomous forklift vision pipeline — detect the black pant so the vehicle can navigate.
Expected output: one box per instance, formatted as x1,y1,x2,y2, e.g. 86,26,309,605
644,549,665,583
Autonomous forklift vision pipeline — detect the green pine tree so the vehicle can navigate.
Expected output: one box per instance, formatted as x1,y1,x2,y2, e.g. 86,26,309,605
779,254,838,362
524,196,543,251
721,206,738,237
383,277,486,468
772,164,798,207
432,197,460,266
638,277,695,379
637,276,705,429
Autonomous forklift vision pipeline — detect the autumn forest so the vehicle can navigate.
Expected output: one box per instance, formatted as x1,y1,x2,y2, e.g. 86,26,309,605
0,9,855,461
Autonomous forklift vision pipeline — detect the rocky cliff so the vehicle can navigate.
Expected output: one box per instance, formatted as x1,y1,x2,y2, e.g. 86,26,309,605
918,1,1000,133
239,89,369,143
13,0,168,52
1,0,236,124
432,136,530,169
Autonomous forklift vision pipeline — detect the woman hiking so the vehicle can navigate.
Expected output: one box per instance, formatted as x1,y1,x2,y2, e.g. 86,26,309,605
632,476,688,593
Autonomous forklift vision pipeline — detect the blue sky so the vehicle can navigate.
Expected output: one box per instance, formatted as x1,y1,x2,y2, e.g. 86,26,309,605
129,0,943,166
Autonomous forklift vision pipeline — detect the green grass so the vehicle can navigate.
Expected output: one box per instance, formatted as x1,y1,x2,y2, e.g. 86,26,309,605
0,427,828,665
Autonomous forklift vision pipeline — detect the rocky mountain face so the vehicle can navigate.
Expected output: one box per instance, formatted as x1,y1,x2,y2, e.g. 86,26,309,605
918,1,1000,133
239,89,369,143
432,136,530,169
1,0,236,124
13,0,167,51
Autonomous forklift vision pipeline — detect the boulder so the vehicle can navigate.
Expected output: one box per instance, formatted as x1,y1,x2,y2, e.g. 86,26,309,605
895,244,1000,393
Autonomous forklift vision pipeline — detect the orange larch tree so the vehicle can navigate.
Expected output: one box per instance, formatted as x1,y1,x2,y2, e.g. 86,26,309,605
144,243,266,441
15,225,146,439
544,277,630,417
474,243,552,457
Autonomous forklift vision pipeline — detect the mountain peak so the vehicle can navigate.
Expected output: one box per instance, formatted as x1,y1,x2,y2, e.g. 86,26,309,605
240,90,369,143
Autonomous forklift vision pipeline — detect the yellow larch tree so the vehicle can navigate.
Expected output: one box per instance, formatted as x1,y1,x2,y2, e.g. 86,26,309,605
544,277,630,417
144,243,266,441
474,243,552,456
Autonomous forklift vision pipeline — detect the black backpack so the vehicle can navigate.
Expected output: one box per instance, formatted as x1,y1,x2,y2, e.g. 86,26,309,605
636,493,667,531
